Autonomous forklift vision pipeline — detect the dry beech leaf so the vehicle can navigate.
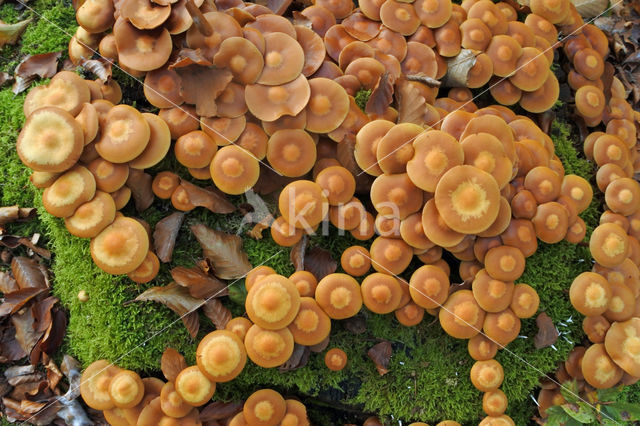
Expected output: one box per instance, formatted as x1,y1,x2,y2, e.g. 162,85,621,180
365,72,393,116
131,282,203,337
442,49,476,87
11,257,46,290
81,58,112,83
11,307,43,356
0,19,32,49
0,236,51,259
343,313,367,335
32,296,57,334
279,344,310,372
12,51,61,95
336,135,374,194
171,266,229,299
153,212,185,263
168,48,212,69
10,379,47,401
177,65,233,117
290,235,307,272
534,312,558,349
161,348,187,382
0,287,47,317
304,246,336,281
180,180,235,214
602,62,615,104
191,224,252,279
367,340,392,376
0,71,11,88
308,335,330,353
397,78,426,126
0,327,27,362
202,299,231,330
39,309,66,355
126,169,155,212
44,357,63,390
199,401,243,422
0,206,36,227
0,271,19,294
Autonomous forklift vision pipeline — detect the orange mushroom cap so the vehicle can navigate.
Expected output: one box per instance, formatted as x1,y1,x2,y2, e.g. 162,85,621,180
581,343,624,389
589,223,629,268
288,296,331,346
472,269,515,313
305,77,350,134
266,129,317,177
245,74,311,122
439,289,485,339
113,18,172,72
531,201,569,244
80,359,122,410
604,318,640,377
315,273,363,319
90,216,149,275
324,348,348,371
64,191,116,239
409,264,450,309
43,165,97,218
210,145,260,195
370,236,414,275
279,180,329,230
468,334,498,361
361,273,403,314
109,370,144,409
174,366,215,407
470,359,504,392
246,274,301,330
196,330,247,382
509,283,540,319
569,271,612,316
244,324,295,368
483,308,521,347
243,389,287,426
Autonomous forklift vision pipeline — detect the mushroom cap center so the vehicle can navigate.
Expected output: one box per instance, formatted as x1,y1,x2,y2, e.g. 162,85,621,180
254,331,285,357
254,401,275,421
310,95,332,116
282,144,301,162
499,255,516,272
450,181,490,220
545,214,559,230
421,0,438,13
618,189,633,204
474,151,496,172
294,192,318,215
570,186,584,200
423,277,442,296
388,187,408,205
103,231,127,255
586,92,601,107
496,45,513,61
266,51,283,68
221,157,244,178
585,283,608,307
267,86,289,104
497,313,515,331
395,7,411,21
470,29,486,42
585,55,598,69
327,175,345,194
602,233,626,257
230,55,247,73
488,280,506,298
295,309,319,332
330,287,352,309
349,253,365,268
384,244,402,261
371,284,392,303
454,300,479,325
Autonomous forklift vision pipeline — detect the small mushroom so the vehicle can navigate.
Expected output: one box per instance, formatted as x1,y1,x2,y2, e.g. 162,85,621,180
43,165,97,218
80,359,122,410
288,296,331,346
439,289,485,339
196,330,247,382
470,359,504,392
361,273,403,314
531,201,569,244
604,318,640,377
483,308,521,347
278,180,329,230
509,283,539,319
246,274,301,330
409,264,450,309
315,273,363,319
266,129,317,177
244,324,295,368
589,223,629,268
290,271,318,297
243,389,287,426
90,216,149,274
174,366,215,407
270,216,304,247
472,269,514,313
569,271,612,316
581,343,623,389
109,370,144,409
324,348,348,371
210,145,260,195
64,191,116,238
468,334,498,361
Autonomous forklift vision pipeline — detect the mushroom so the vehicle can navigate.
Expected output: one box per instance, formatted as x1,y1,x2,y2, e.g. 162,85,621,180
127,251,160,284
380,0,420,36
468,334,498,361
486,35,522,77
159,381,192,418
174,130,218,169
315,273,363,319
324,348,348,371
569,271,612,316
606,119,636,148
185,11,242,59
472,269,514,313
281,399,310,426
270,216,303,248
95,104,150,163
246,266,277,292
300,5,336,37
288,296,331,346
573,48,604,80
467,0,508,34
355,119,394,177
295,25,326,78
560,174,593,214
113,18,172,72
519,71,560,113
210,145,259,195
461,133,512,190
143,68,183,109
483,245,525,282
371,173,424,220
604,318,640,377
225,317,253,341
245,74,311,122
510,283,540,319
196,330,247,382
80,359,122,410
17,106,84,172
531,201,569,244
483,308,521,347
129,113,172,169
460,18,492,51
90,216,149,274
361,273,403,314
605,177,640,216
242,389,287,426
581,343,623,389
589,223,629,268
439,289,485,339
342,12,381,42
510,189,538,220
87,158,129,193
43,165,97,218
266,129,317,177
376,123,423,175
350,211,377,241
257,33,304,86
575,85,606,120
395,300,425,326
370,236,413,275
400,212,434,250
289,271,318,298
108,370,144,409
111,186,132,210
470,359,504,392
509,47,549,92
213,36,264,85
433,20,462,57
421,198,466,248
315,166,356,206
244,324,295,368
76,0,115,33
278,180,329,230
604,283,635,322
64,191,116,238
340,246,372,277
414,0,452,28
151,171,180,199
483,390,508,417
174,366,215,407
245,274,301,330
305,78,350,133
201,115,247,147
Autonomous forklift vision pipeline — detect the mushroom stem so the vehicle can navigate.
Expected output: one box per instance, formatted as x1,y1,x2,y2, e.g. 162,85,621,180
185,0,213,37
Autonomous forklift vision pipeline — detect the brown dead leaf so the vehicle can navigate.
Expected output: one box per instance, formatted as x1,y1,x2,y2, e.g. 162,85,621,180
191,224,253,279
0,235,51,259
366,72,393,116
161,348,188,382
602,62,615,104
12,51,61,94
81,58,112,83
336,134,374,194
177,65,233,117
171,266,229,299
0,206,36,227
290,235,307,272
308,335,330,353
278,344,310,372
253,163,295,195
12,256,46,289
534,312,558,349
0,271,18,293
131,282,203,337
367,340,392,376
168,48,213,69
44,357,63,391
343,313,367,334
202,299,231,330
10,379,48,401
0,71,11,88
11,307,44,356
153,212,185,263
126,169,154,212
0,287,46,317
180,180,235,214
0,326,27,362
31,296,57,334
0,19,32,49
396,78,426,126
39,309,66,355
199,401,243,422
0,375,10,398
304,246,336,281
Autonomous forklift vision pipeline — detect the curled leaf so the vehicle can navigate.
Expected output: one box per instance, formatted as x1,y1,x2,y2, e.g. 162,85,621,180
11,257,46,289
367,340,392,376
12,51,61,94
81,58,112,83
202,298,231,330
171,266,228,299
126,169,155,212
442,49,476,87
153,212,185,263
279,344,310,372
534,312,558,349
290,235,307,272
168,48,212,69
304,246,336,281
180,180,235,214
161,348,187,382
0,287,46,317
191,224,252,279
0,19,32,49
199,401,243,422
365,72,393,116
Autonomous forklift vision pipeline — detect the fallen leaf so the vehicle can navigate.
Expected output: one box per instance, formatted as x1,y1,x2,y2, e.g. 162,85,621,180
11,256,46,289
12,51,61,94
202,299,231,330
304,246,336,281
0,71,11,87
0,235,51,259
179,180,235,214
9,379,47,401
0,375,10,398
171,266,229,299
199,401,243,422
168,48,212,69
343,313,367,334
290,235,307,272
130,282,203,337
81,58,112,83
11,307,44,356
396,78,427,126
278,344,310,372
0,287,46,317
161,348,187,382
0,206,36,227
0,326,27,362
601,62,615,104
534,312,558,349
4,365,36,383
31,296,57,334
308,335,330,353
442,49,476,87
126,169,154,212
365,72,393,116
191,224,253,279
0,19,32,49
367,340,392,376
0,271,19,294
153,212,185,263
177,65,233,117
181,311,200,338
336,134,374,194
39,309,66,355
44,357,63,391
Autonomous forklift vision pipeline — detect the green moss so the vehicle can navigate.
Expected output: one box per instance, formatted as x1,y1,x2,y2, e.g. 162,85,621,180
355,88,372,112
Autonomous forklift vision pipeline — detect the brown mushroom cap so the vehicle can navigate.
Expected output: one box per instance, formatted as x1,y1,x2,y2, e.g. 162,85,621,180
151,171,180,199
581,343,624,389
414,0,452,28
421,198,466,248
486,35,522,77
400,212,434,250
210,145,259,195
126,250,160,284
246,274,301,330
575,85,606,119
315,166,356,206
355,119,394,177
270,216,304,248
532,201,569,244
460,18,492,51
305,77,350,134
371,173,424,220
510,189,538,220
519,70,560,113
376,123,423,175
90,216,149,275
350,211,376,241
590,223,629,268
342,11,381,42
605,177,640,216
76,0,115,33
108,370,145,409
395,301,425,326
266,129,317,177
360,273,403,314
524,166,561,204
64,191,116,238
95,105,150,163
583,315,610,344
467,0,508,34
159,381,192,418
243,389,287,426
128,113,172,169
407,130,463,192
289,271,318,298
174,130,218,169
574,48,604,80
604,318,640,377
80,360,122,410
483,308,521,347
379,0,420,35
315,273,363,319
370,236,413,275
24,71,91,118
468,334,498,361
433,20,462,57
324,348,348,371
257,33,304,86
113,18,171,72
593,134,629,169
604,282,635,323
509,283,539,319
288,296,331,346
569,271,612,316
470,359,504,392
225,317,253,342
340,246,371,277
472,269,515,313
409,264,450,309
439,289,485,339
174,366,215,407
245,74,311,122
434,165,501,235
213,37,264,85
560,174,593,214
87,158,129,193
143,68,183,109
461,133,512,190
196,330,247,382
509,47,549,92
43,165,97,218
244,324,295,368
246,266,277,292
279,180,329,230
17,106,84,173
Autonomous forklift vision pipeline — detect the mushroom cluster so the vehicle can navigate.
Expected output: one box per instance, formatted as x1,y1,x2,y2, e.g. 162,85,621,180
79,357,310,425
